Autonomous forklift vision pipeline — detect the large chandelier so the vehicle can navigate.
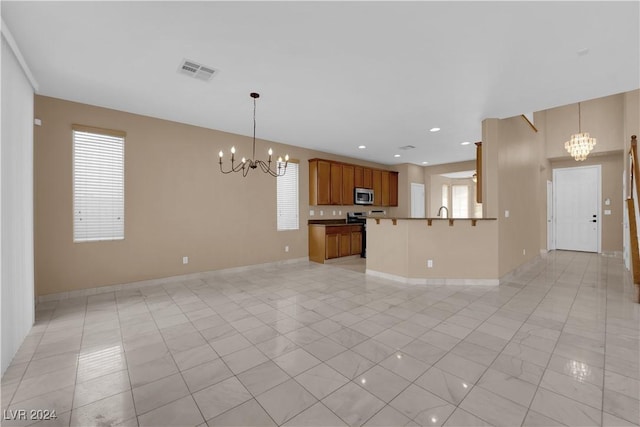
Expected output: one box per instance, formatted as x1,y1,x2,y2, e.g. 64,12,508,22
565,102,596,161
218,92,288,177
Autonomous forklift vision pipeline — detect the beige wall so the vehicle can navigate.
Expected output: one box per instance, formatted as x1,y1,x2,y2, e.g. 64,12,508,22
34,96,396,296
545,93,625,159
366,219,499,280
483,114,545,277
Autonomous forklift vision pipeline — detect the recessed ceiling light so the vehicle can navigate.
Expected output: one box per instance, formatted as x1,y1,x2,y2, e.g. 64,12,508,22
394,154,401,158
429,127,440,132
358,145,366,149
461,141,471,145
422,161,429,165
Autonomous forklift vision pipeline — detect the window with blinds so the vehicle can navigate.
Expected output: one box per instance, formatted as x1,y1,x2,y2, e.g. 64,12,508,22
452,184,469,218
73,126,125,242
277,161,299,231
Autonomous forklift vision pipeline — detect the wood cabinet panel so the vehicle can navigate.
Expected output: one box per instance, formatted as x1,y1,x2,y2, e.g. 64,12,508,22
309,160,331,205
363,168,373,188
354,166,364,188
351,231,362,255
340,233,351,257
325,234,340,259
330,162,343,205
389,172,398,207
381,171,390,206
372,169,382,206
342,165,355,205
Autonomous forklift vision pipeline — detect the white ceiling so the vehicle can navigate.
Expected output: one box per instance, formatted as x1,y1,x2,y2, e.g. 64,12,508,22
3,1,639,166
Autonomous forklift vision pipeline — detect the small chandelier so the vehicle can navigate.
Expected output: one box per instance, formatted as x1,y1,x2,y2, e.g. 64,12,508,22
219,92,288,177
564,102,596,161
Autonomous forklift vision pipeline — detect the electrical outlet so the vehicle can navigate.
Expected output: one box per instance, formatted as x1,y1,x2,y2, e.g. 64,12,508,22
285,246,289,252
310,210,315,216
339,210,342,215
332,210,336,216
182,256,189,264
522,249,526,255
427,259,433,268
505,210,510,218
604,209,611,215
320,210,324,216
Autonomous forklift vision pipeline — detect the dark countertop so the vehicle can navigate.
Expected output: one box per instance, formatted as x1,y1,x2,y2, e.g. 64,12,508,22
308,219,346,225
367,217,497,221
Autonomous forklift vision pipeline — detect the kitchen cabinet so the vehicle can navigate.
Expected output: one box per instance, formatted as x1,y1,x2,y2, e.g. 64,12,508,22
350,229,362,255
381,171,390,206
389,172,398,207
309,159,331,205
309,159,398,207
372,169,382,206
363,168,373,188
354,166,364,188
309,224,363,263
330,162,343,205
342,165,355,205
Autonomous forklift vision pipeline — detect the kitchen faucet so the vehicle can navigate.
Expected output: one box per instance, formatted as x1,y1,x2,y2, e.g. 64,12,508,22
437,206,449,218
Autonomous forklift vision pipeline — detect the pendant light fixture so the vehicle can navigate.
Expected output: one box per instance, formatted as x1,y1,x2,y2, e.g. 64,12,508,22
218,92,288,177
564,102,596,161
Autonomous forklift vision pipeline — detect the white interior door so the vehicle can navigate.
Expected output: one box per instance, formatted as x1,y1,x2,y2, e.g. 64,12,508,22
411,183,425,218
547,180,554,251
553,166,601,253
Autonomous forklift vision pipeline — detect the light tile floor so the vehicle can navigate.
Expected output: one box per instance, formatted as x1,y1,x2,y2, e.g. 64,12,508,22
1,251,639,427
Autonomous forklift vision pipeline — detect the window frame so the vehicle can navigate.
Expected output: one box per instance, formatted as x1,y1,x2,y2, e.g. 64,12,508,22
276,160,299,231
72,124,126,243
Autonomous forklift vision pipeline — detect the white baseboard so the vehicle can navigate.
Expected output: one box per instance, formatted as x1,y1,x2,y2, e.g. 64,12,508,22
37,257,309,303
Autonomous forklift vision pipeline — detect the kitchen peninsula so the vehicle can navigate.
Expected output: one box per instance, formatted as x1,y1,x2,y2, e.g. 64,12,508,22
366,217,499,285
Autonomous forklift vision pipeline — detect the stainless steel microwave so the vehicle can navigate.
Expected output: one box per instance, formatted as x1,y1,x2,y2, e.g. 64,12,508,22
354,188,374,205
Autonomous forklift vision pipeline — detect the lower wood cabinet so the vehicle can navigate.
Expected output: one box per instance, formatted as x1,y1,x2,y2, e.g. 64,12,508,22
309,225,363,263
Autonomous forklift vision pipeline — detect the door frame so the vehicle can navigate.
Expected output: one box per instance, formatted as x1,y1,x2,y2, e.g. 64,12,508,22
552,165,602,253
410,182,426,218
547,180,554,251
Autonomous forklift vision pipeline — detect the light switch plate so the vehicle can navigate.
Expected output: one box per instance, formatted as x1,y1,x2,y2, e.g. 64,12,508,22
604,209,611,215
505,210,510,218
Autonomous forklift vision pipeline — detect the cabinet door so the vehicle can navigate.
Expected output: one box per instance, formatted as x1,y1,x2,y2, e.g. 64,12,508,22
342,165,355,205
372,170,382,206
354,166,364,188
326,234,340,259
363,168,373,188
330,162,343,205
316,160,331,205
350,231,362,255
340,232,351,257
389,172,398,207
381,171,390,206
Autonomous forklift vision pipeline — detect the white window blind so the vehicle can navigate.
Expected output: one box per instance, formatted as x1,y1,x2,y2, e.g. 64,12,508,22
277,161,299,231
452,184,469,218
73,127,125,242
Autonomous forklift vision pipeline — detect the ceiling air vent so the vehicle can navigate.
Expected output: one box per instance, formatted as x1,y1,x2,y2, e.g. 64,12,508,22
178,59,217,81
398,145,416,150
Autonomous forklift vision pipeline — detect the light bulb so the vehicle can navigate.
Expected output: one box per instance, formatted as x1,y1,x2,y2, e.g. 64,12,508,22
285,154,289,161
278,156,283,162
241,157,246,163
231,146,236,154
268,148,273,156
218,151,223,158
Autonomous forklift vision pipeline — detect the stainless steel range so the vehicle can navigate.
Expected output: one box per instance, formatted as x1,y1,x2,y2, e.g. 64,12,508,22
347,212,367,258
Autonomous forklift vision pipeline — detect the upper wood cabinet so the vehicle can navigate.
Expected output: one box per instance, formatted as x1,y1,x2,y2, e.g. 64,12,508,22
330,162,343,205
363,168,373,188
372,170,382,206
389,172,398,207
309,159,398,207
354,166,364,188
342,165,355,205
309,160,331,205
